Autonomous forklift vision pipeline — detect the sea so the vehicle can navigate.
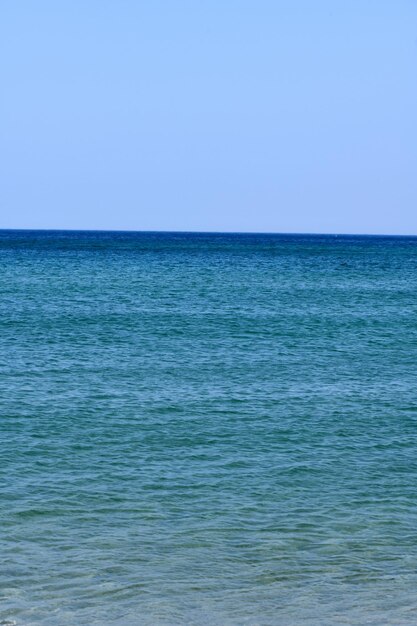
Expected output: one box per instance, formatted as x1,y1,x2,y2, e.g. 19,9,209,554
1,230,417,626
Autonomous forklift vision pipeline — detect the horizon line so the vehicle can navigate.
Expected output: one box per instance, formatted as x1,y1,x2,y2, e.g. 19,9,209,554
1,227,417,238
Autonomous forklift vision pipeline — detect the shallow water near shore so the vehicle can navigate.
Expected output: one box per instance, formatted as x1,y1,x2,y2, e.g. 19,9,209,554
1,230,417,625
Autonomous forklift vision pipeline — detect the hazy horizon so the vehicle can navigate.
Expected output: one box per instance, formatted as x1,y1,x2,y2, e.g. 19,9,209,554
2,227,417,238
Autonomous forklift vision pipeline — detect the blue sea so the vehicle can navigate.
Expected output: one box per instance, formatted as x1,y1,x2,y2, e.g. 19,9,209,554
1,230,417,626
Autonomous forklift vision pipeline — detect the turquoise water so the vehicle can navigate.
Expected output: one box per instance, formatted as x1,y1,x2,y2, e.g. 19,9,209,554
1,230,417,626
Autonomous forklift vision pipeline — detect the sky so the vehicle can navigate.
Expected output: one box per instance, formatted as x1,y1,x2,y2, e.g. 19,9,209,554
1,1,417,234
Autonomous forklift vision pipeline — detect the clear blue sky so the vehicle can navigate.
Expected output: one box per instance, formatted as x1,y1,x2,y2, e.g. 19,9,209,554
1,1,416,234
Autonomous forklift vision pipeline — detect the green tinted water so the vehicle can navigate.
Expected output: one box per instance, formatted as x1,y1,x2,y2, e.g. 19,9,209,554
1,231,417,625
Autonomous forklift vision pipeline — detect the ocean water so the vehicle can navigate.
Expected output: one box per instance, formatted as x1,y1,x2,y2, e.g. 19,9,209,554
1,230,417,626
